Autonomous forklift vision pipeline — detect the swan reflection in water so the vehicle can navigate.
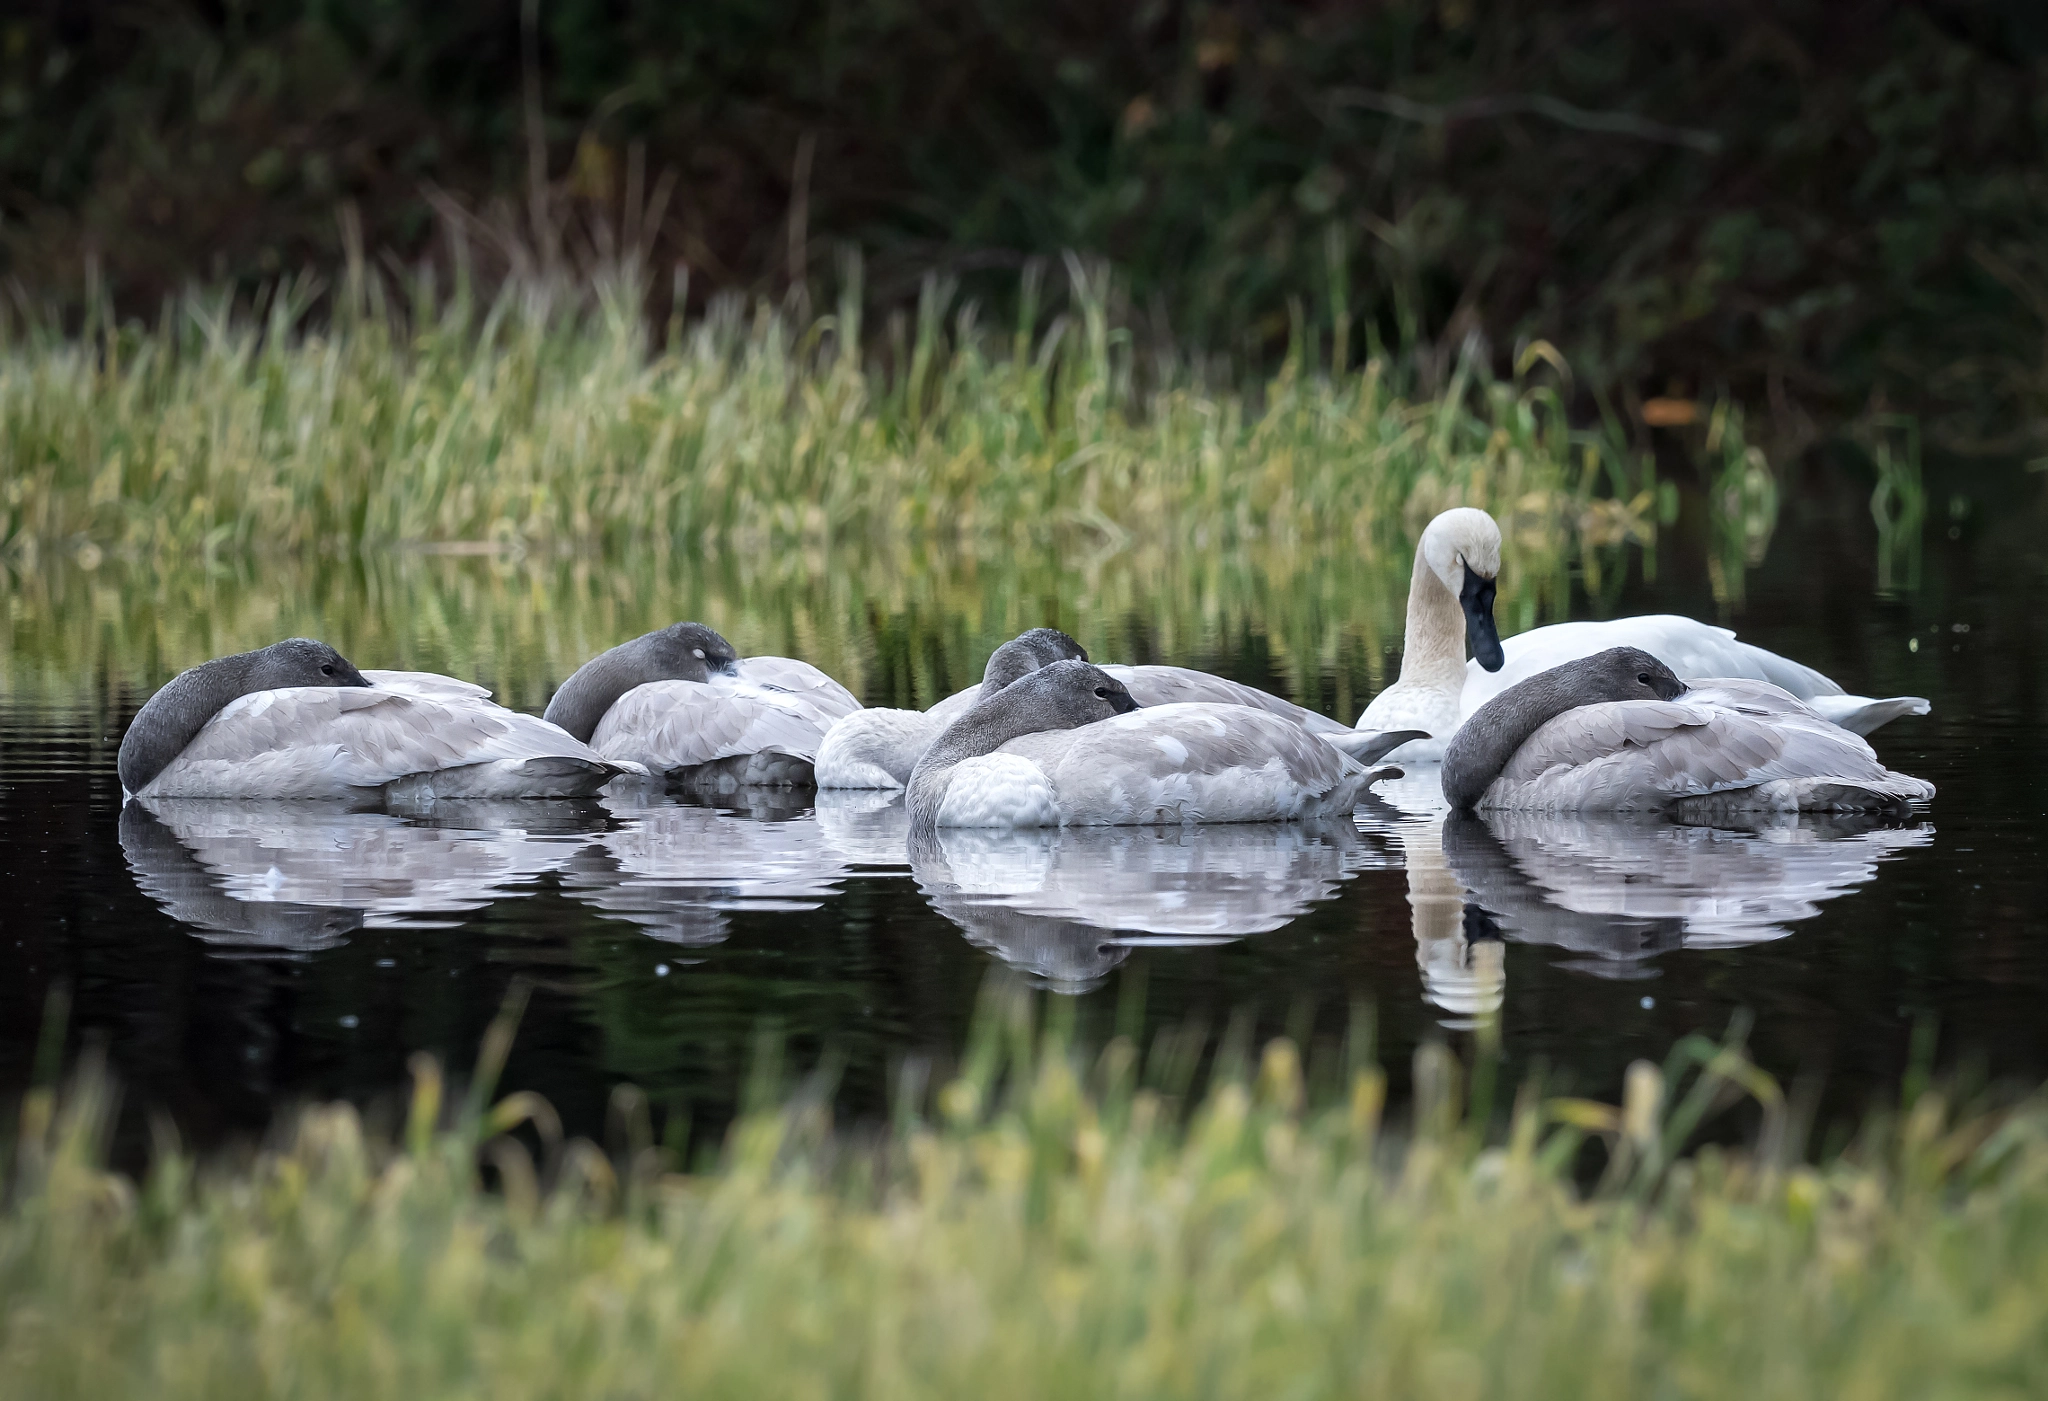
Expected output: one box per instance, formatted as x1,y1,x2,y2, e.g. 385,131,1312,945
120,797,605,953
559,787,901,945
1391,802,1932,1018
909,820,1371,992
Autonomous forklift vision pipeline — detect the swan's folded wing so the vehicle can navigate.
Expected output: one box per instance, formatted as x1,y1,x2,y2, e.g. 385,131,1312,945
735,656,863,720
1002,703,1363,823
590,679,830,772
151,686,608,797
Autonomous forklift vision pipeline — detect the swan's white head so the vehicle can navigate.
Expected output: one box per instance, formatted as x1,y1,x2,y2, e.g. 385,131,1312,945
1420,508,1501,592
1418,508,1505,672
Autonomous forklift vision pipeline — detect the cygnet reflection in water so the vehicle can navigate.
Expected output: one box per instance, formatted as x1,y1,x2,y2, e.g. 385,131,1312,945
560,788,865,945
909,820,1371,993
812,788,912,869
120,797,607,951
1440,808,1933,979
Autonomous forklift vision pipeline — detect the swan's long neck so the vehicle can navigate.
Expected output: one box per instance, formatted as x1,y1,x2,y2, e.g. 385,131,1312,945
118,653,258,794
1397,539,1468,695
1439,667,1585,809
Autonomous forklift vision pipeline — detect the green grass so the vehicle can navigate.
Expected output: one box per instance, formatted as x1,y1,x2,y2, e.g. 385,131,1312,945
0,266,1663,562
0,264,1723,713
4,995,2046,1400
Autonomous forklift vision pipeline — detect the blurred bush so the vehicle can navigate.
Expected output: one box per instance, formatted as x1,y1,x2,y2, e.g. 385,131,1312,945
2,1,2044,449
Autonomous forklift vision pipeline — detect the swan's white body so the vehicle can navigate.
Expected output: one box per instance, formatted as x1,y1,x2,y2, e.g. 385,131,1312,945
1357,509,1929,761
589,658,861,786
927,703,1395,828
1469,678,1935,815
817,662,1394,789
1462,616,1929,738
131,669,636,801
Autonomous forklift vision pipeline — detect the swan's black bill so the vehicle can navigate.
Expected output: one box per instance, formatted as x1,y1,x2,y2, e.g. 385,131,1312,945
1461,570,1503,671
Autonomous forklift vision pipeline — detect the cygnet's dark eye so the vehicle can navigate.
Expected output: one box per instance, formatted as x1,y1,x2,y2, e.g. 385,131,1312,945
1094,687,1109,698
1637,673,1651,685
321,663,336,676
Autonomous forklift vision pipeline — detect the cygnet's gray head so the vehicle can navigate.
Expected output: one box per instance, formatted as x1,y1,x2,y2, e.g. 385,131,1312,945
1556,647,1687,704
245,637,373,691
543,621,741,740
989,658,1139,728
117,638,372,795
981,627,1089,693
636,622,741,681
1441,647,1685,810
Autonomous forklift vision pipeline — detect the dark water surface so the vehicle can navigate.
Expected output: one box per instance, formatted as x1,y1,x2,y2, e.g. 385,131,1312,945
4,465,2045,1156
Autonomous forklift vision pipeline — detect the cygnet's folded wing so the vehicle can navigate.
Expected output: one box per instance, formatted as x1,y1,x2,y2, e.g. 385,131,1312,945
1100,664,1323,724
734,656,863,719
589,677,833,773
360,669,496,702
814,708,938,789
1487,680,1933,813
1099,664,1422,762
141,685,617,799
997,703,1373,825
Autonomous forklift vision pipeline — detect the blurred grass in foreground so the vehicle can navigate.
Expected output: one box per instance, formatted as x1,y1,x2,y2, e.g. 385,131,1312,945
0,262,1662,563
3,990,2044,1399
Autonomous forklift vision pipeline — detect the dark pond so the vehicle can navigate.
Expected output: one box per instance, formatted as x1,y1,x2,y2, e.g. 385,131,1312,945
3,459,2044,1158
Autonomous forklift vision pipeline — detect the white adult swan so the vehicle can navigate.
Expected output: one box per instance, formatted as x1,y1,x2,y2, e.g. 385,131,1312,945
116,639,634,800
818,627,1417,788
544,622,861,787
1439,647,1935,816
907,660,1402,828
1357,507,1928,757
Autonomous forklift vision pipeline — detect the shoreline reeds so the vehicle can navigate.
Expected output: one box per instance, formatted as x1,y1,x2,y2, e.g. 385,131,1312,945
0,262,1659,564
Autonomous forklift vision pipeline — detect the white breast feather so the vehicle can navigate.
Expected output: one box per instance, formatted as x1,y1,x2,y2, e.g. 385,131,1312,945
934,754,1060,828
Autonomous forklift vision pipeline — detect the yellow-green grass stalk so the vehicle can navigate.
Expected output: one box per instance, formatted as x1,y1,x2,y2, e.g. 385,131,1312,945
0,266,1656,564
3,994,2045,1399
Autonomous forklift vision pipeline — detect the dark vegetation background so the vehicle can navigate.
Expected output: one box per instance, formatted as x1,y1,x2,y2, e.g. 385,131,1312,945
3,0,2043,451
